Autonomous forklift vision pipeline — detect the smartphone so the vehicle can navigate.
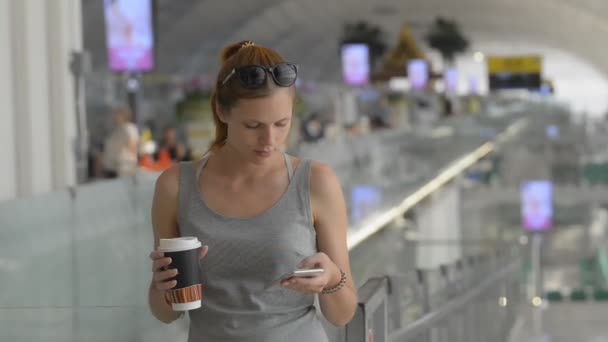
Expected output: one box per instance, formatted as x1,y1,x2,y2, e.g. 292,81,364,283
267,268,325,288
287,268,325,279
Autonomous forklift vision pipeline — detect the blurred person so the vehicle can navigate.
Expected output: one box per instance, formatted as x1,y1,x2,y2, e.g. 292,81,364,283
148,40,357,341
101,106,139,178
155,125,192,162
440,94,454,118
370,115,390,130
300,112,325,142
370,97,392,130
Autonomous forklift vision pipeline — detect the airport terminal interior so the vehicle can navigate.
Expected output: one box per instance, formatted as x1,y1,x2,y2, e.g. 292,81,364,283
3,0,608,341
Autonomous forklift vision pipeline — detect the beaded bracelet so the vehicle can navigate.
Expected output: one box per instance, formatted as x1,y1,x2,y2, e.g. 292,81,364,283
321,269,346,295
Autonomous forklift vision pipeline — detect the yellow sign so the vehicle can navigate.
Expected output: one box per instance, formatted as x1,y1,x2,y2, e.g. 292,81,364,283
487,56,542,74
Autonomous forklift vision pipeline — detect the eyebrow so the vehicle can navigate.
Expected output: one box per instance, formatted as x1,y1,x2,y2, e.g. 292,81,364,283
246,117,290,124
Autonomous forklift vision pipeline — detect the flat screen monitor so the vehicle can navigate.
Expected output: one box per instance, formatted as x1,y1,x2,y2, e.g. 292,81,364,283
408,60,429,90
546,125,560,139
521,181,553,232
350,185,382,224
104,0,155,72
444,68,458,94
341,44,370,87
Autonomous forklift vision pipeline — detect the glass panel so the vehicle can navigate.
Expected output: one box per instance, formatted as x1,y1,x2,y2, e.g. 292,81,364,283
73,179,139,307
0,191,73,307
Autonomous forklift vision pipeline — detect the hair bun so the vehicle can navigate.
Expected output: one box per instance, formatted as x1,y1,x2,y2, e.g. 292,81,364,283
220,40,256,64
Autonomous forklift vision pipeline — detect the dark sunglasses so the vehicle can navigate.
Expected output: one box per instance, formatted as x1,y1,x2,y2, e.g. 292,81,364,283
221,63,298,89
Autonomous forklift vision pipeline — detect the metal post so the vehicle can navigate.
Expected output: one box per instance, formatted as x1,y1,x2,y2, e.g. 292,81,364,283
530,233,544,336
345,278,388,342
417,269,431,342
345,305,366,342
530,234,543,300
386,276,402,332
69,51,90,184
125,73,141,128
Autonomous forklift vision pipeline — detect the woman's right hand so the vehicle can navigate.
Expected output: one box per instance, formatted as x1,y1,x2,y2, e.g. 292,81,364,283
149,246,209,292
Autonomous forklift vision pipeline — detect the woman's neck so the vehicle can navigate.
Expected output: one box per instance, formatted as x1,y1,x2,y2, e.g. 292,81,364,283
210,145,282,180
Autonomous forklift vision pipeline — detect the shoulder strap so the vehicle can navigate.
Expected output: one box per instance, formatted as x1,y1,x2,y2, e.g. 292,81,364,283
293,159,313,227
283,153,294,183
195,154,211,186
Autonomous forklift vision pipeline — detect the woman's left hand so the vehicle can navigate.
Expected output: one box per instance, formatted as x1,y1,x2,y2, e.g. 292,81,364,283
282,252,341,294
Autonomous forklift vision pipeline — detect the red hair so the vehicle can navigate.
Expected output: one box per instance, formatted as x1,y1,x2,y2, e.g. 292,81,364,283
210,41,295,151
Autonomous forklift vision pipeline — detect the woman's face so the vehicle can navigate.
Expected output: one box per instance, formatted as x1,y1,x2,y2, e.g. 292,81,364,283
221,88,293,163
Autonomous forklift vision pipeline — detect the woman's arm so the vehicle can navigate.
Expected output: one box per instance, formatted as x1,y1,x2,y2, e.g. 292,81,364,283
310,163,357,326
148,165,183,323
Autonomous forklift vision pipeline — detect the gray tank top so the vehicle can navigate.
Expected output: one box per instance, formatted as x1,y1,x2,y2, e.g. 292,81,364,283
177,153,329,342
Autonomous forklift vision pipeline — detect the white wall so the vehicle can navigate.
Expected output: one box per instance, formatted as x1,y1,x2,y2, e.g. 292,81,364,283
0,0,17,200
0,0,82,200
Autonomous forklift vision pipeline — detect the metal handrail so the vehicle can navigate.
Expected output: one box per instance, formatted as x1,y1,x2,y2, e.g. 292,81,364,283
347,118,527,250
337,250,522,342
390,259,520,341
345,278,389,342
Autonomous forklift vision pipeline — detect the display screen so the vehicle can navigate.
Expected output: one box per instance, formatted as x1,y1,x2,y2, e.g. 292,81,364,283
408,60,429,90
521,181,553,232
468,75,480,95
350,185,382,224
487,56,542,91
444,68,458,94
104,0,155,72
489,73,541,91
546,125,560,139
341,44,370,86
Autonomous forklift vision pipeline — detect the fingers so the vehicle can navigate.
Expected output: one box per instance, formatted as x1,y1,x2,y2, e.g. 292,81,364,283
297,259,318,270
287,252,335,294
200,245,209,259
152,263,178,291
149,250,164,260
282,277,325,294
155,279,177,291
152,256,172,272
154,268,178,283
297,256,320,269
297,252,328,269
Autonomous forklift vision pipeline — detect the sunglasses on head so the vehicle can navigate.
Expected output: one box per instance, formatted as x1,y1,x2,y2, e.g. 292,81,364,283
221,63,298,89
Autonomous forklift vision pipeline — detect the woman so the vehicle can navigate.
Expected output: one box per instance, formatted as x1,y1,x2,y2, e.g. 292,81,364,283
148,41,357,341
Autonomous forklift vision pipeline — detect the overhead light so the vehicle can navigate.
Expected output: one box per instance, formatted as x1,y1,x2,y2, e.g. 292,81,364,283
474,52,485,63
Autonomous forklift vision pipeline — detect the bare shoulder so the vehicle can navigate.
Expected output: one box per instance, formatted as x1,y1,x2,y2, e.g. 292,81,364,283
310,161,342,198
309,161,345,220
151,164,182,241
154,163,181,199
